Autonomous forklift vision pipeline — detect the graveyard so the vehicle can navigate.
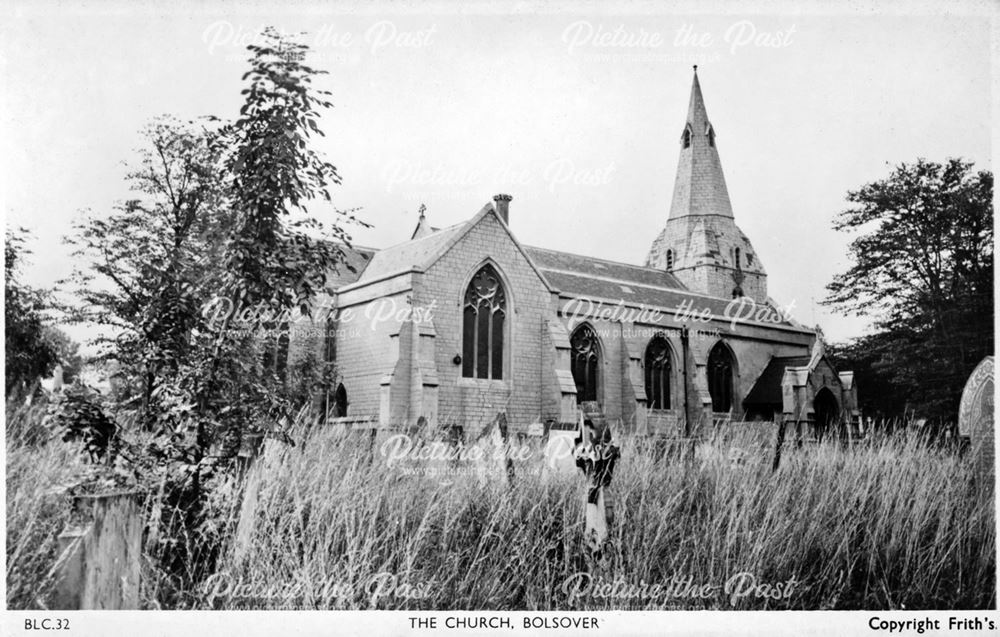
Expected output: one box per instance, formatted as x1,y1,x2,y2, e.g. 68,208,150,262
6,391,995,611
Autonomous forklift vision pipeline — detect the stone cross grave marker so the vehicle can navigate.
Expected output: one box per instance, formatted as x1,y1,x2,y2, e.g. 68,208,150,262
573,411,620,557
958,356,994,481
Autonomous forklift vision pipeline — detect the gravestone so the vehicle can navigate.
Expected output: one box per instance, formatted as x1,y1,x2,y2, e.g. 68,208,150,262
958,356,994,482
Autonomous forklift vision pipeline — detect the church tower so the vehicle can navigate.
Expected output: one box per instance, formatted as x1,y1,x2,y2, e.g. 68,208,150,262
646,67,768,303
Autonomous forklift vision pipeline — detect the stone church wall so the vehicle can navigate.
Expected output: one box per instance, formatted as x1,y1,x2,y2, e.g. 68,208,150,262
419,212,557,437
333,279,417,420
554,310,813,432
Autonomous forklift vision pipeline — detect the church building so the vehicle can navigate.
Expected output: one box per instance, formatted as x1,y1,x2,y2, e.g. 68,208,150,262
297,68,859,439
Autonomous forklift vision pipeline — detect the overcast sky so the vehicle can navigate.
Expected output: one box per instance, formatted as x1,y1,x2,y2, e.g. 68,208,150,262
2,1,993,349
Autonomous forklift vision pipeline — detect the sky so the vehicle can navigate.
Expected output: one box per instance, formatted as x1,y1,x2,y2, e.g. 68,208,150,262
1,0,993,350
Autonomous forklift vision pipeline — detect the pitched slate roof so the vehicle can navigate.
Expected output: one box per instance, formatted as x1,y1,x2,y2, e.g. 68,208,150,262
524,246,686,290
743,356,812,406
325,244,377,290
356,222,466,281
329,204,800,329
526,246,794,325
543,269,788,321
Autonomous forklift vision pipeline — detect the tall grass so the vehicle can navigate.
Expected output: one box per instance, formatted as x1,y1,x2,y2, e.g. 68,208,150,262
6,395,86,609
6,397,994,610
207,425,995,610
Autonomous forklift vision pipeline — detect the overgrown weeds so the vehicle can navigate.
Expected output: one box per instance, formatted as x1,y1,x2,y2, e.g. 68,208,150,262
7,403,995,610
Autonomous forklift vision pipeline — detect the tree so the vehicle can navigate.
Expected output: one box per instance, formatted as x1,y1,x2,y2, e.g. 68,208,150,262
5,228,59,393
824,158,993,423
153,28,366,591
50,27,366,603
824,337,900,424
64,115,229,421
190,27,366,455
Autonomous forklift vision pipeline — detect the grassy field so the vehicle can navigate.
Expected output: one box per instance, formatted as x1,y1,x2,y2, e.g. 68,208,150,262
6,404,996,610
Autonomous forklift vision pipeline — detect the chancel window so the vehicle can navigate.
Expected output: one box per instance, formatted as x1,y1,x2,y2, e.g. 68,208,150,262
570,324,601,404
707,341,735,413
644,336,672,410
462,264,506,380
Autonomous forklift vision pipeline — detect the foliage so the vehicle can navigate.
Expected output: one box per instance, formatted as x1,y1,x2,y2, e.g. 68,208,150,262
188,26,366,468
824,158,993,422
5,228,59,392
53,28,367,603
824,338,900,423
48,385,119,463
63,115,230,422
221,27,362,315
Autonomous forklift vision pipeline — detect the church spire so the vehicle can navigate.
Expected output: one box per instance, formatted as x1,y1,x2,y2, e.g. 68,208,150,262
686,65,709,133
645,68,768,302
668,66,733,219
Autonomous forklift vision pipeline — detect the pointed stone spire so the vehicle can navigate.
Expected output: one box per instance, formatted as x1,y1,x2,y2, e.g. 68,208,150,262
646,69,768,302
686,65,708,131
668,66,733,219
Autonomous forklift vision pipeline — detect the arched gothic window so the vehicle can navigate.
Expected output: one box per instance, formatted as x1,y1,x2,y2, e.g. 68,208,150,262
682,127,692,149
666,249,674,270
707,124,716,147
462,264,506,379
707,342,735,413
570,324,601,404
644,336,672,410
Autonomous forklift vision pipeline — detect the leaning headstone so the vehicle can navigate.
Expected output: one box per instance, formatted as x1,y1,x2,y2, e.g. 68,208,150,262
958,356,994,482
